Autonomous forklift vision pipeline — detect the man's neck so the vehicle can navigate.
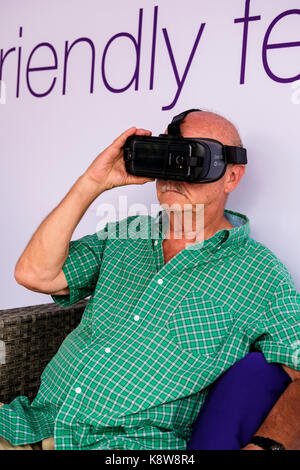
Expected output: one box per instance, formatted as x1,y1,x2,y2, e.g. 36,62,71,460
164,206,234,244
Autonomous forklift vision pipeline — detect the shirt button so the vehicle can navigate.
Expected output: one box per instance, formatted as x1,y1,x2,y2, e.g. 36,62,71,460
157,278,163,285
75,387,82,394
133,315,140,321
105,347,111,353
154,240,158,246
217,246,221,250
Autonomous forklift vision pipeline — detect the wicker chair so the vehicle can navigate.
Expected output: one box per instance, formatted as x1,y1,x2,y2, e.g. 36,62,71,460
0,300,87,403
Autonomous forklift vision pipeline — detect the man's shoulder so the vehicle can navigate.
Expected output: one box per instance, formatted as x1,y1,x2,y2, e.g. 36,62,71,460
245,236,285,264
103,214,153,242
243,236,294,286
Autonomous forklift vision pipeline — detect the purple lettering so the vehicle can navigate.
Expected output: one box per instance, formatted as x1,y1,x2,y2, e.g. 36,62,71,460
162,23,205,111
0,45,16,83
262,10,300,83
101,8,143,93
16,26,22,98
26,42,58,97
63,37,96,95
149,5,158,90
234,0,261,85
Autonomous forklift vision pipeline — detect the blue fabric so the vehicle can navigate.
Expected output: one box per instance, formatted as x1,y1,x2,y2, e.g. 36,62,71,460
186,352,291,450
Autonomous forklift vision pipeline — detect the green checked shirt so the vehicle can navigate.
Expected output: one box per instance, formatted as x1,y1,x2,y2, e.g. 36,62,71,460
0,208,300,450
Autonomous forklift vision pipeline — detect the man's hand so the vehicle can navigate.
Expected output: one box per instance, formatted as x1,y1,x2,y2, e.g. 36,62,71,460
83,126,155,192
242,444,263,450
281,364,300,382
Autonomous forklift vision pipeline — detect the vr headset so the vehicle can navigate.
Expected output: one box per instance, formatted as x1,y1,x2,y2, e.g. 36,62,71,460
123,108,247,183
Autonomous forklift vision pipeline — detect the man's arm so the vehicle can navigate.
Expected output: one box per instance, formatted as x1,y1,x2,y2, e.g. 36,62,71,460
14,172,107,295
243,365,300,450
14,127,154,295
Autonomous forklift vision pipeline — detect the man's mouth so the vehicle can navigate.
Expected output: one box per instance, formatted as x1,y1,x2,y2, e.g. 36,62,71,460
161,183,184,195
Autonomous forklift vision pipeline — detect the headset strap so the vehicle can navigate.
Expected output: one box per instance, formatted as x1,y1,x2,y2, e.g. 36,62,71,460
167,109,201,136
167,109,247,164
224,146,247,164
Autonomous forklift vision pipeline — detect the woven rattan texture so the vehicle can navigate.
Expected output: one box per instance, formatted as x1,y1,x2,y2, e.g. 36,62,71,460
0,300,87,403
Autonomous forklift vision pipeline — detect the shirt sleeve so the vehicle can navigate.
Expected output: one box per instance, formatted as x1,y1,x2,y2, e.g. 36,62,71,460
51,225,108,307
252,277,300,370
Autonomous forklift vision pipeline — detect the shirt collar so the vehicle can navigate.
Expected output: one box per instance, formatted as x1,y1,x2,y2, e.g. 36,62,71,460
152,207,250,253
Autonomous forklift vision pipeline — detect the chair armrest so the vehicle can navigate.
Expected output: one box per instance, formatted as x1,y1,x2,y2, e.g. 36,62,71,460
0,300,87,403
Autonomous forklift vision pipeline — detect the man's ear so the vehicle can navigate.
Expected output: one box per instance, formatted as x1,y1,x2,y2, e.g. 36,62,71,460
224,164,246,195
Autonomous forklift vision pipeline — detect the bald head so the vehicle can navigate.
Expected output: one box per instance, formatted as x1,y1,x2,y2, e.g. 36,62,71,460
179,110,243,148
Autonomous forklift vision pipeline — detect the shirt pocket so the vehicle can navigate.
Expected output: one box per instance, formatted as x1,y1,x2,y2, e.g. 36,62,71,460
166,291,235,358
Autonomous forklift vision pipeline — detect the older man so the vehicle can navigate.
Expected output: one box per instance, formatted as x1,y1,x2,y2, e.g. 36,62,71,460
1,110,300,450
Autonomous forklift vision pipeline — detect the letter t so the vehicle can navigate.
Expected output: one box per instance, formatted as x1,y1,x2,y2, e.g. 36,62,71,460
234,0,261,84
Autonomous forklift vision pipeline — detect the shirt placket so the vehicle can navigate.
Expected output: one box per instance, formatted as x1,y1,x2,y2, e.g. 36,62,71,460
55,218,242,449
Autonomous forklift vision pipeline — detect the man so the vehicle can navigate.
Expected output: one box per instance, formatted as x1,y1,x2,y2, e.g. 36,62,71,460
0,110,299,450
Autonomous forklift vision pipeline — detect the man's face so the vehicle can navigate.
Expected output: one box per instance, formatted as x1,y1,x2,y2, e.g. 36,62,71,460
155,113,236,210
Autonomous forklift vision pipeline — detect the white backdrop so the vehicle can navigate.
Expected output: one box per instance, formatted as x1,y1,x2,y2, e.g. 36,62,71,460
1,0,299,309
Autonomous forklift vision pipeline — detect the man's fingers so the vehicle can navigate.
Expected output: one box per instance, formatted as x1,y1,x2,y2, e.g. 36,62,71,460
127,175,155,185
111,127,137,149
135,129,152,136
111,127,152,150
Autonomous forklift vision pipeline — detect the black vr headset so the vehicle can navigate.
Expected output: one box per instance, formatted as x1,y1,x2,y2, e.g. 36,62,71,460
123,108,247,183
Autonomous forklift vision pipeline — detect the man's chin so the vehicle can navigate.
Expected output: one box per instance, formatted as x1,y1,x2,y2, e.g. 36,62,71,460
157,192,186,208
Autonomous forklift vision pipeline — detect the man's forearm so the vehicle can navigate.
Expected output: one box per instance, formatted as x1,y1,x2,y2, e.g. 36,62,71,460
245,379,300,450
15,173,106,284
